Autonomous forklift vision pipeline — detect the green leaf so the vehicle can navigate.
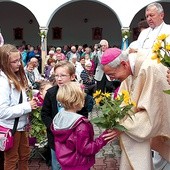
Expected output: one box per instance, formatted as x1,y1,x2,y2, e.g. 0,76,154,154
30,107,47,143
113,124,127,131
161,53,170,67
91,117,105,124
163,89,170,94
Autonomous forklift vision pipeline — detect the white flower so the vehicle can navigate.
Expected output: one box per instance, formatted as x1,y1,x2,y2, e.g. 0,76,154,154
124,35,128,39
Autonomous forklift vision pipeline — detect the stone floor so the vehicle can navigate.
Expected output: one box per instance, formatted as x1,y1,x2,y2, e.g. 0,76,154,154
28,157,120,170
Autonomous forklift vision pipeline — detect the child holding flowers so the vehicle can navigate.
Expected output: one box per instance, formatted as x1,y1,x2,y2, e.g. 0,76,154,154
51,82,115,170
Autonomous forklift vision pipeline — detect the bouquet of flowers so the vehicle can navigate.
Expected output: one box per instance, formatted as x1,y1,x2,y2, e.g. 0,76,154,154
121,29,131,50
151,34,170,66
91,90,136,131
122,29,131,42
30,107,47,143
27,88,47,143
39,31,46,39
151,33,170,94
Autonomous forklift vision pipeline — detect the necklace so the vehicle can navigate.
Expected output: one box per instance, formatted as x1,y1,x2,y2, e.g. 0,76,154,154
142,22,164,49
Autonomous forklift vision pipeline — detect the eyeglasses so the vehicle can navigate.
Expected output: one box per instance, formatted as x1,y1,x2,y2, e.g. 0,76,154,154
10,59,22,64
55,74,70,79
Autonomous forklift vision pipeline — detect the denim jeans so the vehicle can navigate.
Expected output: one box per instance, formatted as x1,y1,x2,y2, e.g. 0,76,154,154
51,149,61,170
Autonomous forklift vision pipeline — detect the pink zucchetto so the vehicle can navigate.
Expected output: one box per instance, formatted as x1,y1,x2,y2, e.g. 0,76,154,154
101,48,122,65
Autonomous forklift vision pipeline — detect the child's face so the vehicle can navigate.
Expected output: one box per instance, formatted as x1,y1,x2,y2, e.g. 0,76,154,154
54,66,75,87
9,52,22,73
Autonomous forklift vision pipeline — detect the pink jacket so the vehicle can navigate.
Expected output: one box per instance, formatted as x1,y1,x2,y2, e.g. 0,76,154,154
51,116,107,170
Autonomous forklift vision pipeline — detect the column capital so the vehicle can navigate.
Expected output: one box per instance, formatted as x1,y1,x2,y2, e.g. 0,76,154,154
121,27,130,32
39,26,48,31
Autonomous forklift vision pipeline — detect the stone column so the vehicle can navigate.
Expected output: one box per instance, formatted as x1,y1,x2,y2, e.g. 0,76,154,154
39,27,48,74
121,27,130,50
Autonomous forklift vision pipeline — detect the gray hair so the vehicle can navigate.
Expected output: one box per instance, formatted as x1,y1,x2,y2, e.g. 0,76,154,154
146,2,164,14
100,39,109,48
107,50,129,68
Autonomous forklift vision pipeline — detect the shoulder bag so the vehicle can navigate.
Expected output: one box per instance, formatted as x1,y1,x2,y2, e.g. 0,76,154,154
0,92,22,151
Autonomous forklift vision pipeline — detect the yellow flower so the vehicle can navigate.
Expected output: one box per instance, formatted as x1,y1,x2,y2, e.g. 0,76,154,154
151,53,161,63
124,97,130,104
165,44,170,51
121,90,130,104
102,92,111,98
131,101,136,107
157,34,169,41
95,96,103,105
121,90,129,96
93,90,101,98
151,53,158,59
157,57,161,63
152,34,170,94
152,34,170,67
152,40,162,52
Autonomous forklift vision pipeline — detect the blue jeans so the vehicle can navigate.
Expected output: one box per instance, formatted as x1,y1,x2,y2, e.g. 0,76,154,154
51,149,61,170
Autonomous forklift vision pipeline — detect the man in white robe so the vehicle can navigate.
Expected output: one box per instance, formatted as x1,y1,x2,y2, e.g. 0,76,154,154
130,2,170,57
101,48,170,170
126,2,170,169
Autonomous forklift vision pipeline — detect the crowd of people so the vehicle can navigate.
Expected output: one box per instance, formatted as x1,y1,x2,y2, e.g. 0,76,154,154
18,40,118,97
0,2,170,170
